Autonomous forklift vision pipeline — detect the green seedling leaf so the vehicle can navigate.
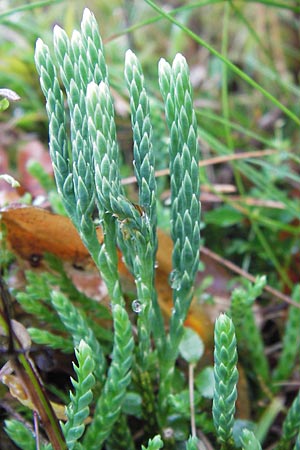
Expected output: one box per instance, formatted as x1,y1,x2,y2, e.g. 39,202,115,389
122,392,142,418
195,366,214,399
142,435,164,450
205,205,244,227
0,88,20,112
0,97,9,111
233,420,256,447
179,327,204,364
186,436,200,450
169,390,200,417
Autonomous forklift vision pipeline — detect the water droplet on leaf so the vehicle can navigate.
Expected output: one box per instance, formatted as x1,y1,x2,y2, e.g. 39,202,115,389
169,269,181,291
132,299,142,313
142,213,150,227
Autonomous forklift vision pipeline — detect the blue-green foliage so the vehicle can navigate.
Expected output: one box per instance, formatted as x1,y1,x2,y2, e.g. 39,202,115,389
213,314,238,445
62,341,95,450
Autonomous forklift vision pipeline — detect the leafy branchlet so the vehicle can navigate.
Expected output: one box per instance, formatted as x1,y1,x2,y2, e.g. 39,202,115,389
5,419,37,450
141,435,164,450
32,6,204,449
158,53,201,410
124,49,162,368
277,389,300,449
83,305,134,450
230,276,269,384
272,284,300,388
241,429,262,450
213,313,238,445
35,10,135,448
62,340,95,450
186,435,201,449
106,414,135,450
51,291,106,383
294,433,300,450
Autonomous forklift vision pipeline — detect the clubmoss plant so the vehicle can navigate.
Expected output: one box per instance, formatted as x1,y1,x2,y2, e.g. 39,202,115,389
124,48,162,371
230,276,269,386
6,5,300,450
34,6,201,446
5,419,39,450
4,340,95,450
158,52,200,413
240,429,262,450
16,257,112,353
276,389,300,449
185,435,201,449
105,415,136,450
4,0,300,450
83,304,134,449
294,434,300,450
50,291,106,384
272,284,300,389
61,340,95,450
213,313,238,448
141,435,164,450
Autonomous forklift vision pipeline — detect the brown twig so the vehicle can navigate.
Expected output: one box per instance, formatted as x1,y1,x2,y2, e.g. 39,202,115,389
200,192,285,209
201,246,299,309
121,149,277,186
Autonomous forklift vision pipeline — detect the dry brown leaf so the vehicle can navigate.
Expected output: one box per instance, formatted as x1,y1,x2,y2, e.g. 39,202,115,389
1,205,222,348
1,205,93,265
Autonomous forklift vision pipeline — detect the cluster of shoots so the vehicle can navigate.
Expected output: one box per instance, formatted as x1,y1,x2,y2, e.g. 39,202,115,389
1,7,300,450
